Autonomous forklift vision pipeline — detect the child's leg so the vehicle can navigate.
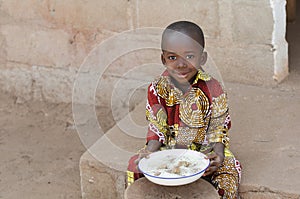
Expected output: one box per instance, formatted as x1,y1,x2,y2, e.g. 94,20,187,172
213,172,239,198
126,154,144,187
212,151,241,198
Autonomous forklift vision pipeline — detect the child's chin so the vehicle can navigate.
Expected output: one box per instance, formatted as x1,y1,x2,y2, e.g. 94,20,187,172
174,77,191,84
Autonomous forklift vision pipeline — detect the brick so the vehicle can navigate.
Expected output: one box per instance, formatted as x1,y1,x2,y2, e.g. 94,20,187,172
137,0,220,39
231,0,273,44
1,25,72,68
0,0,46,23
46,0,129,31
32,66,76,103
206,44,274,86
0,32,6,65
0,63,33,101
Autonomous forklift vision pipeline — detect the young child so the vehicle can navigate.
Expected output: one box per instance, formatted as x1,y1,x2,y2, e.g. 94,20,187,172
127,21,241,198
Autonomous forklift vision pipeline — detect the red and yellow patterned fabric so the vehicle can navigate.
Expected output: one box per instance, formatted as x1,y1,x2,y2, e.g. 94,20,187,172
127,70,241,198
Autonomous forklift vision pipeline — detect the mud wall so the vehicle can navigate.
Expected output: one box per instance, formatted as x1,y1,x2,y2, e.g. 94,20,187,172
0,0,288,107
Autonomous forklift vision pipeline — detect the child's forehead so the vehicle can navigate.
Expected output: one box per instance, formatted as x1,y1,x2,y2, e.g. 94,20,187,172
162,32,203,52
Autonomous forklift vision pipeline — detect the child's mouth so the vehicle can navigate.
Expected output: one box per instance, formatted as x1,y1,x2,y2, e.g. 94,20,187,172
175,71,189,78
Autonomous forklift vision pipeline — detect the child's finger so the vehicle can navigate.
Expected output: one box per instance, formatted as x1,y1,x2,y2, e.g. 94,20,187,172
203,165,218,176
140,149,151,159
135,165,143,173
134,157,141,165
134,151,151,165
203,168,212,176
205,153,217,160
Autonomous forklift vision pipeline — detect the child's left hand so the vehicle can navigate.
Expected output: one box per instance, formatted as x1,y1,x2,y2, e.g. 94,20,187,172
203,152,224,176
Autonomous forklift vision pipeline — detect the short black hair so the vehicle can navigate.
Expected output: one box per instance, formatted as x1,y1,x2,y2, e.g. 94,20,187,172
161,21,205,50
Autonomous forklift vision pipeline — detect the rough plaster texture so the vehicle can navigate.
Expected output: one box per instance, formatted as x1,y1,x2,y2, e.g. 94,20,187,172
0,0,289,128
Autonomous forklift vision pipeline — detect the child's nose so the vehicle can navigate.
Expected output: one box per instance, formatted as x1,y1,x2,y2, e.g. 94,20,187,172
177,57,187,68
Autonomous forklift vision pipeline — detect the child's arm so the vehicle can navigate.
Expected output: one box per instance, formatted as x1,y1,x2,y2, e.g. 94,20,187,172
203,79,230,176
146,140,163,152
203,142,225,176
134,82,167,165
145,82,169,145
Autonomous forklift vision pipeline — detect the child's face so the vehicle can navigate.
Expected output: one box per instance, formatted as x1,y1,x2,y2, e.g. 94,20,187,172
161,32,206,85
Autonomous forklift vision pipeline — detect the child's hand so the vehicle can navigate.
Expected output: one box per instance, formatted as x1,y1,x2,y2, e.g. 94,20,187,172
134,148,152,165
134,140,162,166
203,152,224,176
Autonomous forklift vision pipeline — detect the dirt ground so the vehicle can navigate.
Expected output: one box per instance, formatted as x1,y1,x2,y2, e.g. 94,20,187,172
0,93,86,199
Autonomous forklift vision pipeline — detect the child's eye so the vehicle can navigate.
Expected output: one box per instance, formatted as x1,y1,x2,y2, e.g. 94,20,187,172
186,55,194,59
168,56,177,60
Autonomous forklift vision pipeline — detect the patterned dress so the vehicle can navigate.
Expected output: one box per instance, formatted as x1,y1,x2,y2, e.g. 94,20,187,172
127,70,242,198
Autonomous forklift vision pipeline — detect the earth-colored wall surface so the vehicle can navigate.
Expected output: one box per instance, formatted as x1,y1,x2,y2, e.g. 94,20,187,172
0,0,287,131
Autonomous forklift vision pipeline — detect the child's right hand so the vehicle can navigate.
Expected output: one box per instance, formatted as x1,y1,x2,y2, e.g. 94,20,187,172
134,140,162,166
134,147,152,165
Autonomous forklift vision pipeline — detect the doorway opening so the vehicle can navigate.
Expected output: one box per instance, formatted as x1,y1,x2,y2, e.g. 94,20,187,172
286,0,300,76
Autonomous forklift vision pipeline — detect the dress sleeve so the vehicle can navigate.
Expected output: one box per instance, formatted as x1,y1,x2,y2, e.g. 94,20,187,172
145,82,168,144
206,80,231,148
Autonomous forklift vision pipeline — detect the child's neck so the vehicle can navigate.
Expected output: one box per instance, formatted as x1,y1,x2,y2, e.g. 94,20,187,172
176,82,190,93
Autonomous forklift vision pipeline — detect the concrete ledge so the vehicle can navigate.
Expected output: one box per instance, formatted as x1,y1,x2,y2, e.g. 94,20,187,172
80,102,146,199
80,152,125,199
124,178,219,199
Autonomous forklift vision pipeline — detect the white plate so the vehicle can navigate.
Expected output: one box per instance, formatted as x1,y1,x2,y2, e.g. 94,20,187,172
138,149,209,186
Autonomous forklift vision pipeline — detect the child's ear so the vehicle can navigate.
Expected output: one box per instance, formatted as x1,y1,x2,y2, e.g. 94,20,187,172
200,51,207,65
161,53,166,65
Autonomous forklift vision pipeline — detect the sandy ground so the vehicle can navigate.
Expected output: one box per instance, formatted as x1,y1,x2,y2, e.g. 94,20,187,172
0,93,86,199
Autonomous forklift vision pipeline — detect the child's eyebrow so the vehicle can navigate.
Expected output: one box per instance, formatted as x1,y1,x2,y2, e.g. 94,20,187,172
164,51,195,54
184,51,196,54
163,50,197,55
164,51,176,54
